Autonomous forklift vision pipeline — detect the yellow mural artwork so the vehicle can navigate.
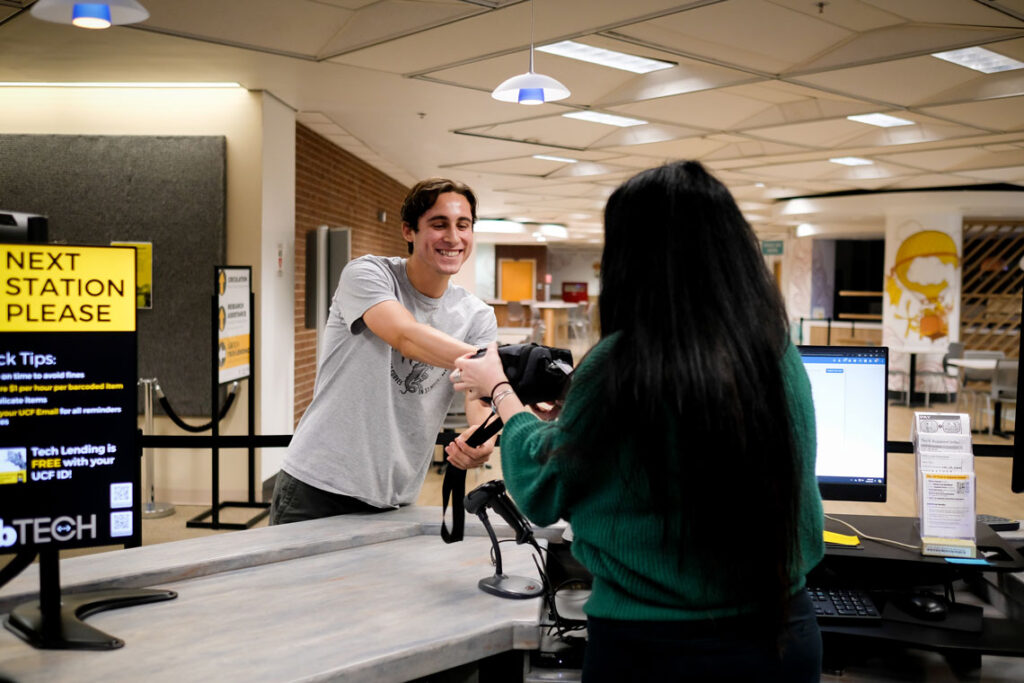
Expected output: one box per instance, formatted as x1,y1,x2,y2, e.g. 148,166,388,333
886,230,960,341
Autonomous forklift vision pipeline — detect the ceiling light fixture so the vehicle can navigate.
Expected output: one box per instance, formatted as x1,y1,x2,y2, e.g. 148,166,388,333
30,0,149,29
491,0,569,105
537,40,674,74
475,220,526,234
931,46,1024,73
532,154,578,163
847,113,914,127
0,82,241,88
562,111,647,127
829,156,874,166
538,224,568,239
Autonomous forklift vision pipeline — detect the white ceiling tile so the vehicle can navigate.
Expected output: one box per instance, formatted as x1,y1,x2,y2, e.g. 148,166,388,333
609,89,779,129
920,95,1024,132
789,24,1024,74
859,0,1024,26
593,59,756,106
142,0,353,58
884,173,988,189
457,115,618,148
613,0,855,73
955,166,1024,182
764,0,903,31
791,55,984,106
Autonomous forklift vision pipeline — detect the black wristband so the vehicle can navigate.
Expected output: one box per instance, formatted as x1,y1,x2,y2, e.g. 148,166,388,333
490,380,511,399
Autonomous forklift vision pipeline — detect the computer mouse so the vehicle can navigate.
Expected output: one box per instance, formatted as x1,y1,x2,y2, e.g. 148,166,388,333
898,592,948,621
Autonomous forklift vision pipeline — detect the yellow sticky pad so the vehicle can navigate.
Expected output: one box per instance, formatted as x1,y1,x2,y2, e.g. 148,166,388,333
823,530,860,546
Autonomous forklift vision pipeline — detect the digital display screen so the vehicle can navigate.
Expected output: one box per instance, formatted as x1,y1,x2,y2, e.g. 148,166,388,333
1,244,138,552
798,345,888,502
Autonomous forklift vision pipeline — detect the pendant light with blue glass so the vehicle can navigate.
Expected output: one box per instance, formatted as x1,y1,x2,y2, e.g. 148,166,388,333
491,0,569,105
30,0,149,29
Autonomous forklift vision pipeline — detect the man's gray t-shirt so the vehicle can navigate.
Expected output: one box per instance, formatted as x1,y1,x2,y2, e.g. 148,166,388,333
283,255,497,508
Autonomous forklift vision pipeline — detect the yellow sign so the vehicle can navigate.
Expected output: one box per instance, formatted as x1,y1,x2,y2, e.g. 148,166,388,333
111,241,153,309
1,244,136,332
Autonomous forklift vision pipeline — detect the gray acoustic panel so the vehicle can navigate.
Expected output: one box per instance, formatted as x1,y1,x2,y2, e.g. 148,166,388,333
0,134,226,415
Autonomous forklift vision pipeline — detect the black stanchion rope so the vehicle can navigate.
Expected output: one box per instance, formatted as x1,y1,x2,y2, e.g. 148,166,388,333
155,381,239,433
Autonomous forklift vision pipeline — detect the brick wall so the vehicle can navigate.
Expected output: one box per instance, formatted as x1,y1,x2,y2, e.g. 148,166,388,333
294,124,409,425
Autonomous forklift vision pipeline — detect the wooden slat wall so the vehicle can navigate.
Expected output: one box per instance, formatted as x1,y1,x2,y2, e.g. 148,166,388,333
961,219,1024,358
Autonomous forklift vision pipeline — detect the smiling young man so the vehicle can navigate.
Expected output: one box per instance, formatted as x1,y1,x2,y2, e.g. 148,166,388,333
270,178,498,524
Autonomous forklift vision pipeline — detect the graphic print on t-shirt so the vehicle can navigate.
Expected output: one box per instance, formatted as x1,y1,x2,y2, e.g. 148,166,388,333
391,352,448,395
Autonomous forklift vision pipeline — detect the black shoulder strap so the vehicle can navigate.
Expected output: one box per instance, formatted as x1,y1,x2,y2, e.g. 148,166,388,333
440,412,505,543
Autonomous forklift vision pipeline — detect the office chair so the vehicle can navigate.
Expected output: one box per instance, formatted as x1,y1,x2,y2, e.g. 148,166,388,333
506,300,526,326
961,350,1004,430
888,353,911,407
985,359,1018,436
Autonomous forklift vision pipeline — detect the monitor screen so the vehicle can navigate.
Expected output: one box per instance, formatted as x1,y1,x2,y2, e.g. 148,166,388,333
0,211,48,244
798,345,888,502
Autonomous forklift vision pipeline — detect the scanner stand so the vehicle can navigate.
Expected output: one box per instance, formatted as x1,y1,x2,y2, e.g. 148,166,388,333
465,480,544,600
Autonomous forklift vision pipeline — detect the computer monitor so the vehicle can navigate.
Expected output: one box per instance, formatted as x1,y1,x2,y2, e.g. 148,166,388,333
797,345,888,502
0,211,48,244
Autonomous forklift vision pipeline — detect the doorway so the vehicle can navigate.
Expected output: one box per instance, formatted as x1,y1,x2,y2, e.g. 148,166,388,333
498,258,536,302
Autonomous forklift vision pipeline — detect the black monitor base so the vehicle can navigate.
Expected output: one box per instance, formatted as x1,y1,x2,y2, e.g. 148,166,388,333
2,549,177,650
4,587,177,650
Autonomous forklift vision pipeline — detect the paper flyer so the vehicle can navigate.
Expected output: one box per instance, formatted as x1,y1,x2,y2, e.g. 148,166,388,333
912,412,977,557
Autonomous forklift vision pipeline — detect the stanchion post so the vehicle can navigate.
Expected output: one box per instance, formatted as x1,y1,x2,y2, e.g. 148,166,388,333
139,378,175,519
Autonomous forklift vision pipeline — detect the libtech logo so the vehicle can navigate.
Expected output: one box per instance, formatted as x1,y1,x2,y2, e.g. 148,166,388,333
0,514,98,547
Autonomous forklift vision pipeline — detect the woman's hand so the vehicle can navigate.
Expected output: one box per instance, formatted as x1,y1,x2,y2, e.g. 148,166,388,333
450,342,508,402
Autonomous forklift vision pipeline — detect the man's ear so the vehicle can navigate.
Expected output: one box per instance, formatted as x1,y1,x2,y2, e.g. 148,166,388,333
401,222,414,240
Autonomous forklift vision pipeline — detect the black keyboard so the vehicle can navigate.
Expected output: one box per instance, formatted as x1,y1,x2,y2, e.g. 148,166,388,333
807,586,881,625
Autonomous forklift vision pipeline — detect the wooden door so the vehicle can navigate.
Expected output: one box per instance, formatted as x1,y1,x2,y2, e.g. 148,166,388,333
499,259,535,302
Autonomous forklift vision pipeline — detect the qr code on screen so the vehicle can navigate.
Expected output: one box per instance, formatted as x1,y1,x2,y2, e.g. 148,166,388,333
110,482,133,509
110,511,133,538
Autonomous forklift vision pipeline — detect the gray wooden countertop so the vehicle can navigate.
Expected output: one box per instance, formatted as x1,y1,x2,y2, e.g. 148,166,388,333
0,506,556,682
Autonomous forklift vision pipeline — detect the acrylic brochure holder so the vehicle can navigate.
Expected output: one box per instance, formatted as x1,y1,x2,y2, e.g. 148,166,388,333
911,412,977,558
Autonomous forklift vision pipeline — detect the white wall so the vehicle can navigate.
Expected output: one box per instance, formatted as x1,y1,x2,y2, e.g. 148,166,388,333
546,246,602,299
473,243,496,300
0,86,294,503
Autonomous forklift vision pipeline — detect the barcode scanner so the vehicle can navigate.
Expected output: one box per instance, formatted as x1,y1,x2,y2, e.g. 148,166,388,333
464,479,543,599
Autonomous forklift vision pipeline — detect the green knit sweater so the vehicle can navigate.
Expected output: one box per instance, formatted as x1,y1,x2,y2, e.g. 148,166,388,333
500,334,825,621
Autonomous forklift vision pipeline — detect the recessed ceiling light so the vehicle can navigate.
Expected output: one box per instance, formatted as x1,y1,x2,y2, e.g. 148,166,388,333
829,157,874,166
563,111,647,127
796,223,818,238
475,220,525,234
538,224,568,239
532,154,578,163
931,47,1024,73
0,81,242,88
536,40,674,74
847,113,914,128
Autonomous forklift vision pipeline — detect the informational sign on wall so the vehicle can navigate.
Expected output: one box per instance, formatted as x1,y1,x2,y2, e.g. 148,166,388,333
111,241,153,309
0,243,139,551
216,266,251,385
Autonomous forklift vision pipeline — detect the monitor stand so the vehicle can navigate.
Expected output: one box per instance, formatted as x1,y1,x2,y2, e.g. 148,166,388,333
3,549,177,650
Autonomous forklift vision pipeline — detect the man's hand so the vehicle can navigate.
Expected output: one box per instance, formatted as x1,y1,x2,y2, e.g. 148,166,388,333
444,423,494,469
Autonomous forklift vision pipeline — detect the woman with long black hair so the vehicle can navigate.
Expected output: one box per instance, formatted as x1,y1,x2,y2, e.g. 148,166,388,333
450,160,824,682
